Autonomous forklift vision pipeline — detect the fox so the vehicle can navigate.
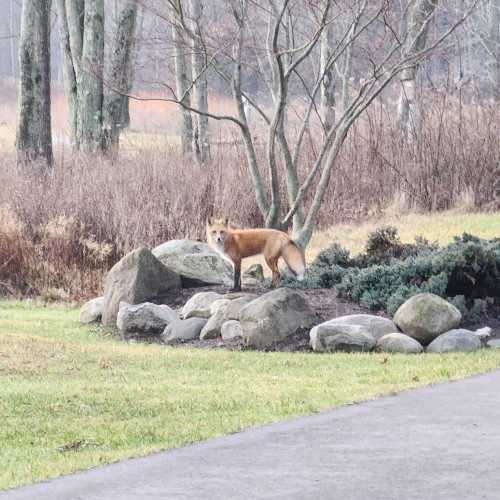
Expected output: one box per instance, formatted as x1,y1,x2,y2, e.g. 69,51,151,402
206,217,306,292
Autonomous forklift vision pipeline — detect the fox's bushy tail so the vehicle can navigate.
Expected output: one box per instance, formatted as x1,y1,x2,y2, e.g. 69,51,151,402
281,241,306,281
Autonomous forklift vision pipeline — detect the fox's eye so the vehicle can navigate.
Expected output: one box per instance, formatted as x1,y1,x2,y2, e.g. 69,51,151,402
211,231,216,236
220,231,225,236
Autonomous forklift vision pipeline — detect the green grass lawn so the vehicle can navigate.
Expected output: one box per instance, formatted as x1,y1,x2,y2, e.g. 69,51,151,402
1,300,500,491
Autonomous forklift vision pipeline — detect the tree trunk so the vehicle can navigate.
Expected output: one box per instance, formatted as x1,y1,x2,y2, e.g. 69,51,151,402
488,0,500,100
16,0,53,171
397,0,438,140
55,0,81,149
77,0,105,153
189,0,210,162
320,3,336,133
103,0,138,150
9,0,17,78
171,1,194,154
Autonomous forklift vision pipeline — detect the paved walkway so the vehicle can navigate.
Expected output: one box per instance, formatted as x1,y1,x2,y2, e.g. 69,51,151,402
3,370,500,500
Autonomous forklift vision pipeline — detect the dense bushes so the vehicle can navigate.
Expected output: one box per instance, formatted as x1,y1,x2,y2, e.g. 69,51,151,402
295,228,500,321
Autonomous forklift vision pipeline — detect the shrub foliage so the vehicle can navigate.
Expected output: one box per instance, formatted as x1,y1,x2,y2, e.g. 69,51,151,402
295,227,500,320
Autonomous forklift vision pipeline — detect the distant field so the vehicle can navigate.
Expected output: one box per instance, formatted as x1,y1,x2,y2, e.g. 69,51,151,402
1,300,500,490
307,210,500,260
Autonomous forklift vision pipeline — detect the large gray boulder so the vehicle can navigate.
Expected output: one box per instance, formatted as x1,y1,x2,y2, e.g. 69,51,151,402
239,288,317,349
376,333,423,354
310,323,376,353
394,293,461,345
316,314,397,341
426,329,482,353
162,318,207,345
79,297,104,324
117,302,178,340
182,292,224,319
152,240,233,287
102,247,181,327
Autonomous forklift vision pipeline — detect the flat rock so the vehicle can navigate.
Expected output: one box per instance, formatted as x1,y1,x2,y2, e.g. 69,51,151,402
117,302,179,340
376,333,423,354
310,323,376,353
426,329,482,353
487,339,500,349
394,293,461,345
317,314,397,341
79,297,104,324
152,239,233,287
162,318,207,345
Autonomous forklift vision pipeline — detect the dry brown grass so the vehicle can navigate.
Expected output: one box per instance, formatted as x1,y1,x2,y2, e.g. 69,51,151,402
1,83,499,299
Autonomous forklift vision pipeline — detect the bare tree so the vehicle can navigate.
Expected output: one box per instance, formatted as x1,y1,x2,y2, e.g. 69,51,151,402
320,1,336,133
107,0,473,249
396,0,439,140
9,0,17,78
170,0,194,154
78,0,105,153
474,0,500,99
188,0,210,162
104,0,138,149
16,0,53,170
56,0,135,153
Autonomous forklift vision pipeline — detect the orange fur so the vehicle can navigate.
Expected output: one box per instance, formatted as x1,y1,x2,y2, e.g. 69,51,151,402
206,218,306,291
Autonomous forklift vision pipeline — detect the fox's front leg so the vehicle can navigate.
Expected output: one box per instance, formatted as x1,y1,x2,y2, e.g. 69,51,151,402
232,259,242,292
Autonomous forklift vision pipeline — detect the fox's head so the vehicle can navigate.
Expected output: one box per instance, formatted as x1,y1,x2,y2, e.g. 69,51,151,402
206,217,229,248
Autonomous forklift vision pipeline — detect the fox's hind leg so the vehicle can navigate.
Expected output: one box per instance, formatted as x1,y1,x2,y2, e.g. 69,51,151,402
265,255,280,288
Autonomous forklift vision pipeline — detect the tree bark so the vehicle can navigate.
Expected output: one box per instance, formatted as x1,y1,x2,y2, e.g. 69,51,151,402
189,0,210,162
16,0,53,170
9,0,17,78
397,0,438,140
320,1,336,133
171,0,194,154
55,0,81,149
488,0,500,100
103,0,138,150
77,0,105,153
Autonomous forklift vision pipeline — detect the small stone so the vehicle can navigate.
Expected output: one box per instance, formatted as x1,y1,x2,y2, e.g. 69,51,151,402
487,339,500,349
182,292,224,319
376,333,423,354
79,297,104,324
221,320,243,340
474,327,493,341
162,318,207,345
